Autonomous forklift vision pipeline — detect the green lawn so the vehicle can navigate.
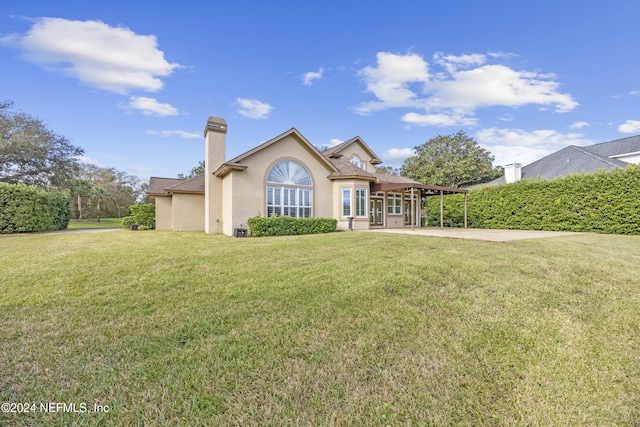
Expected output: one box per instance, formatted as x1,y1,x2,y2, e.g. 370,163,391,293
1,231,639,426
67,217,124,229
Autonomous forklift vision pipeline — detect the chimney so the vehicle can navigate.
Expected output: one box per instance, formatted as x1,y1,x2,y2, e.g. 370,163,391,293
204,116,227,233
504,163,522,183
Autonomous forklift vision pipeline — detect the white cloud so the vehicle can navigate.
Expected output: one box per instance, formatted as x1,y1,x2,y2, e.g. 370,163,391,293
401,112,478,127
382,148,415,164
236,98,273,119
355,51,578,126
570,121,590,129
302,67,324,85
433,52,486,73
328,138,344,148
355,51,430,114
618,120,640,134
1,18,181,94
146,129,200,139
476,127,593,166
127,97,178,116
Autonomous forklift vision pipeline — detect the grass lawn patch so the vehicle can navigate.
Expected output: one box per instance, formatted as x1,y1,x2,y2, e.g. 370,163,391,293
67,218,125,229
1,231,639,425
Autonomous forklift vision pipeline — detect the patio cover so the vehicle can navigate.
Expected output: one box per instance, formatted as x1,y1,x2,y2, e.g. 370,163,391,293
370,182,468,229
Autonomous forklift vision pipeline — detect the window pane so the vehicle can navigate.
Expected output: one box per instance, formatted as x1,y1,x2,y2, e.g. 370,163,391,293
342,188,351,217
267,160,312,186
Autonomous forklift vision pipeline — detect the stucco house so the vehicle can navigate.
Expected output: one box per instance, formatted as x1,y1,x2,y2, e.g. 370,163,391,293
148,116,466,236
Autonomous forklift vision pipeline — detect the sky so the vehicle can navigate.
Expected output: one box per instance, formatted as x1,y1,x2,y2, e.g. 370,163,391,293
1,1,639,181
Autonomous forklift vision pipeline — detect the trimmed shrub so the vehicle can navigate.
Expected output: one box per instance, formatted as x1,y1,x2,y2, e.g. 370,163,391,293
247,216,337,237
0,183,71,233
122,202,155,228
425,165,640,235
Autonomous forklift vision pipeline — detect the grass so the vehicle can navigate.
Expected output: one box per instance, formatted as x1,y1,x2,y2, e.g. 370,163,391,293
1,230,639,426
67,217,124,229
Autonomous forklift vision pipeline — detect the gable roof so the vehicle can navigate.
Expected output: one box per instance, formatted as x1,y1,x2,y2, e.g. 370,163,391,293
215,128,337,177
322,136,382,164
148,175,205,195
148,177,185,196
580,134,640,158
165,174,205,194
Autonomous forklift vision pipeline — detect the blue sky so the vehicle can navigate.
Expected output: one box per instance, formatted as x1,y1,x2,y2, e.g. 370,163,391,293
1,1,639,181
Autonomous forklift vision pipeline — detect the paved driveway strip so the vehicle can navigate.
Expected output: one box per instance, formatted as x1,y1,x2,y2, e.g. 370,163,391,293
363,227,579,242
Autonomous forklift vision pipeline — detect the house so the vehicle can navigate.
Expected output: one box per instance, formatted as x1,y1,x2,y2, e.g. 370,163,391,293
488,134,640,184
148,116,467,236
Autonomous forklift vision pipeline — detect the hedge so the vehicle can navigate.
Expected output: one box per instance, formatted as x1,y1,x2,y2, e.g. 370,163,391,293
425,165,640,235
247,216,337,237
0,183,71,233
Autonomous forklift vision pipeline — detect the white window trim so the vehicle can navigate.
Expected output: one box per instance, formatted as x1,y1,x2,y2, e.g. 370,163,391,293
342,187,352,218
355,187,367,218
387,192,402,215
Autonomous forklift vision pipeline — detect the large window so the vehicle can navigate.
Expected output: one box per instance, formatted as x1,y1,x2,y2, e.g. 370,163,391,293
387,193,402,215
355,187,367,217
266,160,312,218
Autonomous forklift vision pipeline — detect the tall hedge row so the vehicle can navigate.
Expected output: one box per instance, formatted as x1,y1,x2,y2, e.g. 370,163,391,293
0,183,71,233
426,165,640,235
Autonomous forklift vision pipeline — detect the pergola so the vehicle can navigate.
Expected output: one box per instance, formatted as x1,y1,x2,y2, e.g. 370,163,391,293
370,182,468,230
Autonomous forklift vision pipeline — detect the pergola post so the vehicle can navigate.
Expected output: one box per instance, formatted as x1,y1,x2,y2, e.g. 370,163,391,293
440,190,444,228
411,187,415,231
464,192,468,229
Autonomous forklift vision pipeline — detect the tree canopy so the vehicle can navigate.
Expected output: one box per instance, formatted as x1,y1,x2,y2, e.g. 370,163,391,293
177,160,205,179
0,101,84,189
401,131,502,188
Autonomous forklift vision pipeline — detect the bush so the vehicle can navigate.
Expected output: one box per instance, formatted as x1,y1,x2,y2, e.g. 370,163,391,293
0,183,71,233
426,165,640,235
123,202,155,228
247,216,337,237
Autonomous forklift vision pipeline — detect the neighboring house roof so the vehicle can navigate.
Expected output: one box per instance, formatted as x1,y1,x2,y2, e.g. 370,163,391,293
581,134,640,158
486,134,640,185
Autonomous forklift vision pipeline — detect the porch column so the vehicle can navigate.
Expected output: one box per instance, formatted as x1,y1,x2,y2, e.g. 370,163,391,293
464,193,468,229
411,187,415,231
440,190,444,228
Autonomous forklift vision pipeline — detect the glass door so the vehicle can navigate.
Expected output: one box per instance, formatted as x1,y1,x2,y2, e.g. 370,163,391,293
370,198,383,226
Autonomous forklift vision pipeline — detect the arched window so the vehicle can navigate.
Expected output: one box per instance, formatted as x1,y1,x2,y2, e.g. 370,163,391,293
266,160,312,218
350,155,366,170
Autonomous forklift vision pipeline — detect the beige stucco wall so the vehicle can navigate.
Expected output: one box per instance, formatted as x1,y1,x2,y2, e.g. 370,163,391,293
220,133,336,235
171,193,205,232
332,179,371,231
154,196,173,230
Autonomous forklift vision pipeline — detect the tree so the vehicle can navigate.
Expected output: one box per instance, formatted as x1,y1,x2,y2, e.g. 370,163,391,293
122,202,155,228
375,166,401,176
0,101,84,189
69,164,145,218
177,160,205,179
401,131,502,188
